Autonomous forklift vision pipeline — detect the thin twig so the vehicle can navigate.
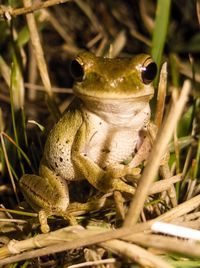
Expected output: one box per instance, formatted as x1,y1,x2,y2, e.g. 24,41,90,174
68,258,116,268
24,83,72,93
0,0,71,18
0,219,27,223
174,211,200,222
159,164,177,207
123,80,191,227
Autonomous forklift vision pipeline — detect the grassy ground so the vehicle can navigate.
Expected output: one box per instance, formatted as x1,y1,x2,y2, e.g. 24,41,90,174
0,0,200,267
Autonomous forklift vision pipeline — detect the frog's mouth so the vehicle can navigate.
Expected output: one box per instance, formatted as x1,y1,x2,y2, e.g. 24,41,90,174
74,91,153,103
73,83,154,101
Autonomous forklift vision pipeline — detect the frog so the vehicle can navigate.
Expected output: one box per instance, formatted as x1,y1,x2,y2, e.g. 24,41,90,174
20,52,157,232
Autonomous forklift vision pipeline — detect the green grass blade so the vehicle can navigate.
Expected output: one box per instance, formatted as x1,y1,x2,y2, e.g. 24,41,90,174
193,99,200,179
2,132,32,170
21,107,28,148
151,0,171,74
0,129,20,204
10,55,25,174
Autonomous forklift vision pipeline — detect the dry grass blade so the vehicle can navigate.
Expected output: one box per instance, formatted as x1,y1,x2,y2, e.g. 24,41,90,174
149,174,182,194
159,164,177,207
23,0,60,120
0,225,85,259
10,54,25,111
127,233,200,258
197,0,200,26
23,0,51,95
124,80,191,227
68,258,116,268
0,108,5,132
27,43,37,100
155,194,200,223
106,31,126,58
101,240,174,268
155,62,167,128
0,56,10,86
44,9,77,49
24,83,72,94
74,0,103,33
139,0,154,32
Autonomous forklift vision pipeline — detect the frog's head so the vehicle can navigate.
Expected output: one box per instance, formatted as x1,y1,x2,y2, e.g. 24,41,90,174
70,52,157,102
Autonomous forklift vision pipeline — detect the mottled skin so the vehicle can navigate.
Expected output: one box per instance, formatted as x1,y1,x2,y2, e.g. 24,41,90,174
20,52,157,232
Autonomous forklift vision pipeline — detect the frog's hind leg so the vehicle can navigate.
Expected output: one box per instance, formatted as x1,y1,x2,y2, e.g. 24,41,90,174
20,164,73,232
20,173,69,213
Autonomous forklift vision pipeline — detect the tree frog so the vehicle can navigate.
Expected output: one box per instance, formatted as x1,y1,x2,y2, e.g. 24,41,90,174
20,52,157,232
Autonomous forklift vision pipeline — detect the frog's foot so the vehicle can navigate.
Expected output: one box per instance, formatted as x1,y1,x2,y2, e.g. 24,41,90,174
110,178,136,195
67,193,112,215
39,209,77,233
98,165,139,195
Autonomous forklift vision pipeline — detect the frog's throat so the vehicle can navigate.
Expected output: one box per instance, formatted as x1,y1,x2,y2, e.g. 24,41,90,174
81,98,151,127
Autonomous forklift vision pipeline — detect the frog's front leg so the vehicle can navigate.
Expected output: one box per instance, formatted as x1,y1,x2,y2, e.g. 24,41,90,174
20,160,76,233
73,154,137,194
72,123,136,195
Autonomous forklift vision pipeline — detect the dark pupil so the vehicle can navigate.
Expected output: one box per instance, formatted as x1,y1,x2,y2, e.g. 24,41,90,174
70,60,84,81
142,62,157,84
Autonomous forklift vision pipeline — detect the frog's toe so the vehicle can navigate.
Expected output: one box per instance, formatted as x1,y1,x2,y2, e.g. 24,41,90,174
105,165,141,180
112,178,136,195
39,209,77,233
39,210,50,233
60,212,77,225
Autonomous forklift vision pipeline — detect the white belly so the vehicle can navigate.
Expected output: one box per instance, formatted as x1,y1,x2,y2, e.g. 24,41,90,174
83,111,141,169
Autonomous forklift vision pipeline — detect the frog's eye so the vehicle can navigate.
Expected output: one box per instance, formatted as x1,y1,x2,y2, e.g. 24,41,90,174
141,61,157,84
70,60,84,81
